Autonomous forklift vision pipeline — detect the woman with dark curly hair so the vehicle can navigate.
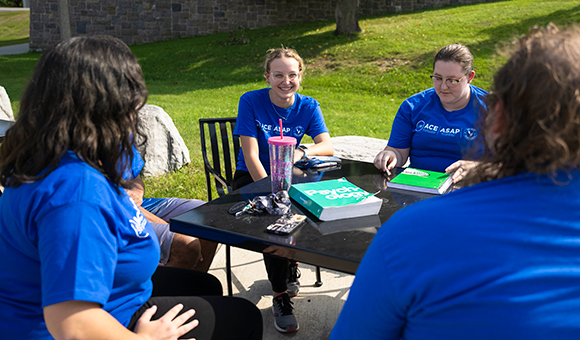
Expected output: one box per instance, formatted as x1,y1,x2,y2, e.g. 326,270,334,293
333,23,580,340
0,35,262,340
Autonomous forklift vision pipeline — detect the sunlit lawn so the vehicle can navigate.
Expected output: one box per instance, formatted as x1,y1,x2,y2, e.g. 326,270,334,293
1,0,579,200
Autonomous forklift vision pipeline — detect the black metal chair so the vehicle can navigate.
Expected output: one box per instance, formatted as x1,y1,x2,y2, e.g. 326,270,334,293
199,117,240,202
199,117,239,296
199,117,322,296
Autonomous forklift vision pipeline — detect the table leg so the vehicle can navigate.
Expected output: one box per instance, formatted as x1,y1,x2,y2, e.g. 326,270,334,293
226,245,233,296
315,266,323,287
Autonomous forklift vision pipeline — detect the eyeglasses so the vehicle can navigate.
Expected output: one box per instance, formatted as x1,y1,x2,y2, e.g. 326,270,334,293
430,75,466,88
270,72,299,81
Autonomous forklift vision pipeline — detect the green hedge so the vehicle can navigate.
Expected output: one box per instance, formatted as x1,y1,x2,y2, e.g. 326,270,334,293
0,0,23,7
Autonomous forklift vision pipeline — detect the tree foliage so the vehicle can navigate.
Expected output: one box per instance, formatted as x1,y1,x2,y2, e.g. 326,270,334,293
0,0,23,7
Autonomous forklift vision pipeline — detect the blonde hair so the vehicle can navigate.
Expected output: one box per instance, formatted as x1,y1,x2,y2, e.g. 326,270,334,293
264,48,304,74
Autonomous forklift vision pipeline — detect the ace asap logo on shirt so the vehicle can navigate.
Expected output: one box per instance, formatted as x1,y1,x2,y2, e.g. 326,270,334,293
415,120,477,141
256,120,305,138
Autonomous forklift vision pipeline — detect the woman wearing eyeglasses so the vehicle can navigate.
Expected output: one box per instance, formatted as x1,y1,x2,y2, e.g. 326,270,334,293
233,48,334,190
233,47,334,334
373,43,487,183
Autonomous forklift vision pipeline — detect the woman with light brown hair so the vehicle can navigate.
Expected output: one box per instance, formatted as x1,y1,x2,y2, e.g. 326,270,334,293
333,23,580,340
465,23,580,184
374,43,487,182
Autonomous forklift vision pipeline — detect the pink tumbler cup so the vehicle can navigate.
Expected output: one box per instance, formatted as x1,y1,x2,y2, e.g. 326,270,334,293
268,135,297,194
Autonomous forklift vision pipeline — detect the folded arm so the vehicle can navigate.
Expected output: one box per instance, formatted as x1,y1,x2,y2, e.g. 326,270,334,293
293,132,334,163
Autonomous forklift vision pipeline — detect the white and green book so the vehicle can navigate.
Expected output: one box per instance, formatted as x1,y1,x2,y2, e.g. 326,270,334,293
288,178,382,221
388,167,453,194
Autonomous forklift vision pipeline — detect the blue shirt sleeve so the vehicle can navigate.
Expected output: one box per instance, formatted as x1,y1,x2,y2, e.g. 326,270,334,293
387,100,414,150
121,146,145,181
234,93,259,139
38,202,117,308
233,92,268,172
303,99,329,139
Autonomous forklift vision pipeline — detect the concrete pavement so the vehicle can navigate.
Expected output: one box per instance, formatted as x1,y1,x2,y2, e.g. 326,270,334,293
0,43,29,55
0,7,29,11
208,245,354,340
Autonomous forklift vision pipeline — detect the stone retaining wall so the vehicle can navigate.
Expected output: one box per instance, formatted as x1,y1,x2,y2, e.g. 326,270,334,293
30,0,497,50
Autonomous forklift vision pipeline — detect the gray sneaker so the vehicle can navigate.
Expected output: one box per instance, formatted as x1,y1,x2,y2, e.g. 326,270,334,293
272,292,299,333
287,262,301,297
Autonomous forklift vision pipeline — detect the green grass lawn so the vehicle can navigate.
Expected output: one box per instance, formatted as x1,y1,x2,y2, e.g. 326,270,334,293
0,11,28,47
1,0,579,200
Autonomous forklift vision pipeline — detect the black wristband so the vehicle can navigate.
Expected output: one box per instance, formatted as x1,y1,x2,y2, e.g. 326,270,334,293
298,145,308,160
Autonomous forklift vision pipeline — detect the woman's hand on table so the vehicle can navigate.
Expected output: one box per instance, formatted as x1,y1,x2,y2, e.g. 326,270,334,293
446,160,477,183
374,149,399,175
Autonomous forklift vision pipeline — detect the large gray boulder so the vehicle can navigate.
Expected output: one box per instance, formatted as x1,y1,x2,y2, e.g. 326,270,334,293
330,135,388,163
135,104,190,177
0,86,14,121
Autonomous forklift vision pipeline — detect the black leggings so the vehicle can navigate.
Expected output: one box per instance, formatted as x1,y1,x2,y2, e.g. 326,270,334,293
234,170,290,293
128,266,262,340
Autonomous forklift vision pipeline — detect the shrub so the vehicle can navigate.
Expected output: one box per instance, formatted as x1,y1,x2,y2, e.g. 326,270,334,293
0,0,23,7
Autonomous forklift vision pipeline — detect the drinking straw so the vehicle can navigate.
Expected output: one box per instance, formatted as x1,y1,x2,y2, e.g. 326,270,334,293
279,118,283,138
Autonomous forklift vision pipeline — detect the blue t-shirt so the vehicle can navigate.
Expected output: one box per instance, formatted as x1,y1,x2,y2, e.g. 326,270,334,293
128,146,145,179
125,147,163,210
233,88,329,173
388,85,488,172
332,171,580,340
0,151,160,339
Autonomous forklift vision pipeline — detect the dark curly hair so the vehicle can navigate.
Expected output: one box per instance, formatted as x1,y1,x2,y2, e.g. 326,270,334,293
0,35,148,189
464,23,580,185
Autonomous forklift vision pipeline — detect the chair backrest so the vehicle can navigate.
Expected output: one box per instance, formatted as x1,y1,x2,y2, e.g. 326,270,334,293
199,118,240,201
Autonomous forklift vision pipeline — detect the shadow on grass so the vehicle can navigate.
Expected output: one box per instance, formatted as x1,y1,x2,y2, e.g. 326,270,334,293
132,19,357,92
473,3,580,57
2,1,579,98
0,37,28,48
399,2,580,78
134,0,580,97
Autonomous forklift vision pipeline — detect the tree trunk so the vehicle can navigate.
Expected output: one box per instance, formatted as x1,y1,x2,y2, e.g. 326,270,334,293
57,0,71,41
335,0,361,36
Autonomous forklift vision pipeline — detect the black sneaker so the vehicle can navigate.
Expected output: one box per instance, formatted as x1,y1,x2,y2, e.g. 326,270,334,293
272,292,299,333
287,262,301,297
